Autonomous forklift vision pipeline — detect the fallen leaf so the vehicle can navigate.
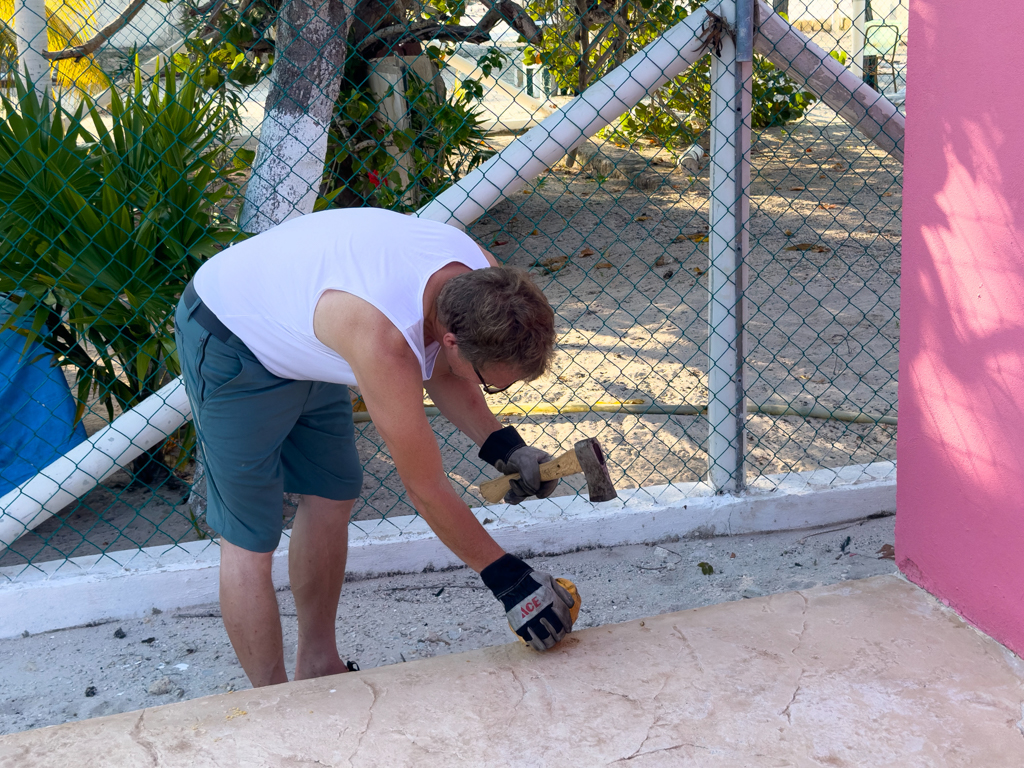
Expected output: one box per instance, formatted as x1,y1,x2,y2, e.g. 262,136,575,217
730,552,736,558
804,148,813,153
635,215,650,222
674,233,709,243
540,255,568,267
831,163,845,170
579,247,596,257
882,191,894,197
817,203,839,210
783,229,793,236
877,544,895,560
662,270,673,279
698,561,714,575
654,256,672,267
819,174,827,179
492,240,508,246
784,244,831,253
580,193,591,198
596,261,614,269
789,186,805,192
530,229,539,236
692,267,705,275
521,189,533,195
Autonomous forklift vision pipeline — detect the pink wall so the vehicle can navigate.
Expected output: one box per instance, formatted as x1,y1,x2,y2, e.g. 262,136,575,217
898,0,1024,654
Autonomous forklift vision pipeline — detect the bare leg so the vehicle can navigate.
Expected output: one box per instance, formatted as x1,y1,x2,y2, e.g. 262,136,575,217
289,494,355,680
219,539,288,687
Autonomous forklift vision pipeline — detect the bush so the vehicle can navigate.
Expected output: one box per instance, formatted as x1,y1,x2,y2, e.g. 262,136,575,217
0,64,244,426
525,0,817,149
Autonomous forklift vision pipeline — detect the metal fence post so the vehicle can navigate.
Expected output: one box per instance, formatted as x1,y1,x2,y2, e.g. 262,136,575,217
707,0,750,493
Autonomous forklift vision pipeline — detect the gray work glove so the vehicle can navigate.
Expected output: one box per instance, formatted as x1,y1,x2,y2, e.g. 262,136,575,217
479,426,559,504
481,554,576,651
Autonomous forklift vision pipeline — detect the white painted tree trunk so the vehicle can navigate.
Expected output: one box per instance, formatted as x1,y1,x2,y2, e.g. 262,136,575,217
849,0,867,79
14,0,50,99
239,0,356,233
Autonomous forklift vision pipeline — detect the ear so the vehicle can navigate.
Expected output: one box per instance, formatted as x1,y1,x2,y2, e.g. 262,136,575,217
441,331,459,351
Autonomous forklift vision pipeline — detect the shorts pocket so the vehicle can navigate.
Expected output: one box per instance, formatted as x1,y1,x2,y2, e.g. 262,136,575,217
196,335,248,404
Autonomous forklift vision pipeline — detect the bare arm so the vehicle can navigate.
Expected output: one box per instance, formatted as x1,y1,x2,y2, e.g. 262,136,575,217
315,292,504,572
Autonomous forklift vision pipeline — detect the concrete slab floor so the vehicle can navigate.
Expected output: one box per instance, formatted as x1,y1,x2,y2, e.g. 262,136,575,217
1,516,900,734
3,574,1023,767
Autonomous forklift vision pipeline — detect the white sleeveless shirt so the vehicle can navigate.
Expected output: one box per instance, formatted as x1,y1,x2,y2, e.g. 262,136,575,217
192,208,489,385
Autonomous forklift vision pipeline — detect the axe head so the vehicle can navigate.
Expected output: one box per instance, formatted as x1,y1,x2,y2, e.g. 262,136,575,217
573,438,617,503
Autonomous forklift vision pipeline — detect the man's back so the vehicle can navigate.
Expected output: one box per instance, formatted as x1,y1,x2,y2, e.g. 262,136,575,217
193,209,487,385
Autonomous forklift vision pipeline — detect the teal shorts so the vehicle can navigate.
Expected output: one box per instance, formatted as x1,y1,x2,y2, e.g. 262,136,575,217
175,293,363,553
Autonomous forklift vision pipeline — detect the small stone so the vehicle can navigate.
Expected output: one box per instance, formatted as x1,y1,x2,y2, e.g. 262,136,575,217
113,627,126,639
85,686,98,698
151,607,163,615
149,677,174,696
447,627,463,642
141,637,156,644
21,630,29,638
653,547,671,559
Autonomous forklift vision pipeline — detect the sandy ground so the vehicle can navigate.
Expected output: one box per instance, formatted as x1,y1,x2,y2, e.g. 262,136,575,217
1,99,901,570
0,514,896,736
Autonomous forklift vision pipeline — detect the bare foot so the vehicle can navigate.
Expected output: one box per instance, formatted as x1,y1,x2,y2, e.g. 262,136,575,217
294,656,352,681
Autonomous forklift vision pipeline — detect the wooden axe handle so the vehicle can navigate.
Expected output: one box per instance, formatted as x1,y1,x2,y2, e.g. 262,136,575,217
478,448,582,504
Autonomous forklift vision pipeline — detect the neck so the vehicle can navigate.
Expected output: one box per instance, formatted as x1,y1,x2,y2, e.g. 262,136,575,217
423,299,445,346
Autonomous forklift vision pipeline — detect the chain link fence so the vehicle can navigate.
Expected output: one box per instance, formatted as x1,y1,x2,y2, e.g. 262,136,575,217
0,0,903,576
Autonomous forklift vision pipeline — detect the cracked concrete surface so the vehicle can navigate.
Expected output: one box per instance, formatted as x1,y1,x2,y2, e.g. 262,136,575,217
3,575,1023,767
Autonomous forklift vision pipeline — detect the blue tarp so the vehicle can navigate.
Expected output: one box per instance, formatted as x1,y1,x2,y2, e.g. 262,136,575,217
0,298,87,497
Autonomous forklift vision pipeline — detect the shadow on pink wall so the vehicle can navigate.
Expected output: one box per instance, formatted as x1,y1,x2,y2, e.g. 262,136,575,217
897,0,1024,654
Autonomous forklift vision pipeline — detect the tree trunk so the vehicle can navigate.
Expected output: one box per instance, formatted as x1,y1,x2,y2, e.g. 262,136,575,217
14,0,50,99
239,0,358,232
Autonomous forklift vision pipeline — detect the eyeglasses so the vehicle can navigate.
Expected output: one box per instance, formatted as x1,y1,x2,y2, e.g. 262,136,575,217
473,364,514,395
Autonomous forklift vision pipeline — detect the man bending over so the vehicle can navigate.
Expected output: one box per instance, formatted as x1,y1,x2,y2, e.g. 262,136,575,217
175,207,577,687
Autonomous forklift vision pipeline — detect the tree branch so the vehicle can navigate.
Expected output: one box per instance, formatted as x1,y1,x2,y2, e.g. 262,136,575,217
478,0,542,46
43,0,151,61
357,22,490,53
198,0,232,35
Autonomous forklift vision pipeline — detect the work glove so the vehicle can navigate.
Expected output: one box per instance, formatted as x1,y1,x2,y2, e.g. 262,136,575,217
479,426,559,504
481,554,576,651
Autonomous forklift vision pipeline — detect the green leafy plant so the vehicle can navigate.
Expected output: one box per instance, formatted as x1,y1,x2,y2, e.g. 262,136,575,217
0,64,244,436
525,0,817,149
322,47,497,211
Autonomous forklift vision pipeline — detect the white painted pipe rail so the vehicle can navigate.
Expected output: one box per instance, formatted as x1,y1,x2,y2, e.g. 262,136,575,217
706,0,750,493
0,379,191,549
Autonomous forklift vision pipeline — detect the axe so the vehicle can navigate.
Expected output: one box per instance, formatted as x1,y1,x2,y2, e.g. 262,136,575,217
478,438,617,504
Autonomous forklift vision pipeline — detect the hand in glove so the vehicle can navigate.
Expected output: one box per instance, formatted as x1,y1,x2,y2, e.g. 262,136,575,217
481,554,576,651
479,426,559,504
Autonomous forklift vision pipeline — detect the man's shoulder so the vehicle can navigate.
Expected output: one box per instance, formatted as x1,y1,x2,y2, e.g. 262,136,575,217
315,290,418,365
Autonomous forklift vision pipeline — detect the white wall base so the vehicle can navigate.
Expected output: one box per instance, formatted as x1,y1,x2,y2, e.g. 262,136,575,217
0,462,894,639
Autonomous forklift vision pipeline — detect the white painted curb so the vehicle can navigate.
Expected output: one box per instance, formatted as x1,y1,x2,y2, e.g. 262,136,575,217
0,462,894,638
